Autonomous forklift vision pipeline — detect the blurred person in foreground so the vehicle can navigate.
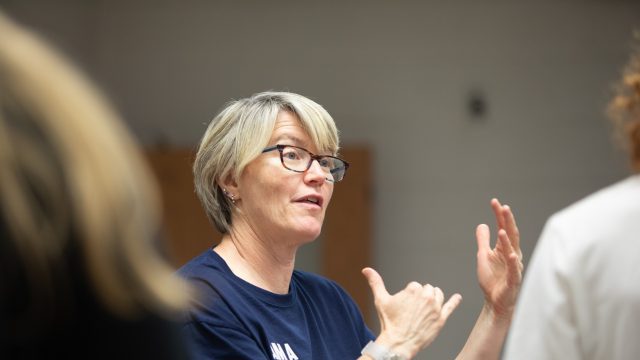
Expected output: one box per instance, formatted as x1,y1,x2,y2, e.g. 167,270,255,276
503,44,640,359
0,11,190,358
179,90,524,359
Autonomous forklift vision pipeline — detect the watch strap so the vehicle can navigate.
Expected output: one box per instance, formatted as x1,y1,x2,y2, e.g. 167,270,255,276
361,340,406,360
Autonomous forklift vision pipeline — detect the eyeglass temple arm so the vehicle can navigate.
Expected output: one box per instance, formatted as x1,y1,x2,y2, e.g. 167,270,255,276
261,145,279,153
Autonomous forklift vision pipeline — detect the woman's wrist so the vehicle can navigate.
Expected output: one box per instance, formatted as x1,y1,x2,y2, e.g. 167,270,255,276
481,301,513,326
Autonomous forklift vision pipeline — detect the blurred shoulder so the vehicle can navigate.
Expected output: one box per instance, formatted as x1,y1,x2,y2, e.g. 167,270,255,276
551,175,640,224
543,175,640,249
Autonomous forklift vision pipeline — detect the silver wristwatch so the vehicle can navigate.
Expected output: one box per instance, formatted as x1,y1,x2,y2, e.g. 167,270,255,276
361,341,407,360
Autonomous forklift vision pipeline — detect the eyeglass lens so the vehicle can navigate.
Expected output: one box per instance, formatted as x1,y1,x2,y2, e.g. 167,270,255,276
280,146,346,182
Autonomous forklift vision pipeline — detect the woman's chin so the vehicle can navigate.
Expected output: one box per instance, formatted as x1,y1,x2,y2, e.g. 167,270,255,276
292,223,323,244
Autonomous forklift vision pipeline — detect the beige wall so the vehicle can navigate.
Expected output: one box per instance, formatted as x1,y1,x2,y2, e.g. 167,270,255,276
5,1,639,358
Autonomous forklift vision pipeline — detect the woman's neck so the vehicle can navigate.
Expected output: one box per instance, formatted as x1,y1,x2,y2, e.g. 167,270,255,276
214,227,297,295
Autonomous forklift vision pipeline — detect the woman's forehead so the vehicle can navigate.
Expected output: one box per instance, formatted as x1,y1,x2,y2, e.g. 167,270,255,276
269,112,314,148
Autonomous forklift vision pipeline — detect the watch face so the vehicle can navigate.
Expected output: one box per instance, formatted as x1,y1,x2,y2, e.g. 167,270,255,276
362,341,406,360
386,350,406,360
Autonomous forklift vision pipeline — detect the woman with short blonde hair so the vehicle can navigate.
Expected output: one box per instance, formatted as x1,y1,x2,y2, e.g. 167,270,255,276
194,91,340,234
181,90,523,359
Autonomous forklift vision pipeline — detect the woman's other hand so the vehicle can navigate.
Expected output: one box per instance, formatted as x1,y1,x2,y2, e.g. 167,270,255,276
476,198,523,319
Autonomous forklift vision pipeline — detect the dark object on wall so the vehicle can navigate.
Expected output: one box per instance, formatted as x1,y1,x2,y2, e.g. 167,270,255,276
467,89,488,121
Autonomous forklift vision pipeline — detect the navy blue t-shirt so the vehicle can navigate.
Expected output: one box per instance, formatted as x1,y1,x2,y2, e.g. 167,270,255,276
177,249,375,359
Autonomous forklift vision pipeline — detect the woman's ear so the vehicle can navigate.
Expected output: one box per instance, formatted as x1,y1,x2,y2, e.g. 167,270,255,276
218,173,240,203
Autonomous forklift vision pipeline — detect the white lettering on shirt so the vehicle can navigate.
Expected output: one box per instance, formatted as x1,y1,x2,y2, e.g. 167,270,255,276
284,343,299,360
271,343,286,360
270,342,298,360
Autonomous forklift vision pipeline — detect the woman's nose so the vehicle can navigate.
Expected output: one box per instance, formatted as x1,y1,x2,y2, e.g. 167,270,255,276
304,159,326,183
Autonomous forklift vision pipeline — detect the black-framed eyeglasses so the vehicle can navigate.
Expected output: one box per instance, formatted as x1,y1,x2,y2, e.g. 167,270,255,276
262,144,350,183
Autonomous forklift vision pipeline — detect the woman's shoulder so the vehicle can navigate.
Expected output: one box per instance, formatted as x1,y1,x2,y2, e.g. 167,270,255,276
176,249,226,279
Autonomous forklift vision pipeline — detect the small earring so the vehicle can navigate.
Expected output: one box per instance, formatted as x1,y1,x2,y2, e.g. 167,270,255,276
223,188,236,204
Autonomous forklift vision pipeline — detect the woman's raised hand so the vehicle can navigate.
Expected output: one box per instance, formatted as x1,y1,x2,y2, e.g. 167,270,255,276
362,267,462,359
475,198,523,319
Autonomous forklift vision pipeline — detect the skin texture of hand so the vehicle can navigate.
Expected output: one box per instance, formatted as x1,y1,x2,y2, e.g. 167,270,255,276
476,198,523,319
362,267,462,359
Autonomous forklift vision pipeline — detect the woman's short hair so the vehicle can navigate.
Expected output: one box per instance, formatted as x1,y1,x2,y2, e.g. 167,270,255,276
194,91,340,233
0,11,188,327
609,43,640,171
